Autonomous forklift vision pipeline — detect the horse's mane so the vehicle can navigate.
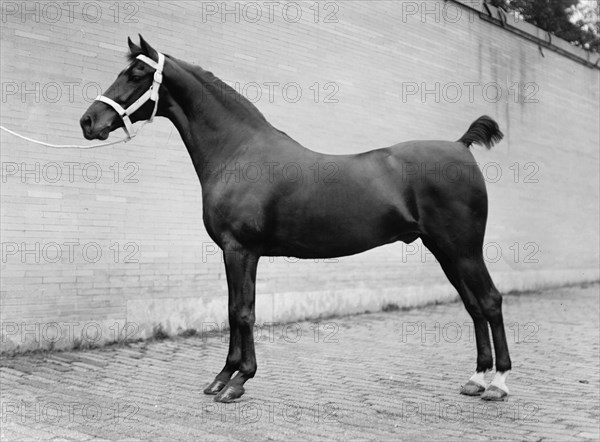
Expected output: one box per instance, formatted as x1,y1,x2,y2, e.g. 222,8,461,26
189,64,270,124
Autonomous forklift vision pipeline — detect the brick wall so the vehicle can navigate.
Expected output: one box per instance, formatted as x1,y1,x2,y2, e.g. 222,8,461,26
1,0,598,352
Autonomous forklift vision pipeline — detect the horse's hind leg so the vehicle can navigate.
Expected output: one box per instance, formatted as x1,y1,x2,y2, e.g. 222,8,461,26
460,256,511,400
466,261,512,400
423,237,511,399
422,237,494,395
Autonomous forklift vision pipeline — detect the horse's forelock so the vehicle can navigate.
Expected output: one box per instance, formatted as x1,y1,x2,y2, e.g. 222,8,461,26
126,47,144,63
126,47,166,65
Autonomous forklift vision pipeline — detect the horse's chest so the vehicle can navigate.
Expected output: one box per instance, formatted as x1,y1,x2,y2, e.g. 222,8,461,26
202,188,268,248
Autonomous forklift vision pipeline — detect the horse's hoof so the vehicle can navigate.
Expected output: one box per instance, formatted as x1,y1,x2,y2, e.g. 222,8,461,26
203,379,227,395
481,385,508,401
460,380,486,396
214,384,245,403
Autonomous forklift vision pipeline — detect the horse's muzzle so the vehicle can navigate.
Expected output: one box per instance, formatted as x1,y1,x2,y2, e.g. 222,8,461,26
80,113,110,140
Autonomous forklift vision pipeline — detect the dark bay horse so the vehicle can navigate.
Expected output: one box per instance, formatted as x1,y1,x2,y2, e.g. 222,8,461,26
80,36,511,402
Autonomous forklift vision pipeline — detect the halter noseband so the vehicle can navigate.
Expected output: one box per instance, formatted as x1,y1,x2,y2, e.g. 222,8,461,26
95,52,165,141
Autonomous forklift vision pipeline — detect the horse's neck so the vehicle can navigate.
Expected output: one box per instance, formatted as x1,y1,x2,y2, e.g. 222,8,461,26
161,58,271,180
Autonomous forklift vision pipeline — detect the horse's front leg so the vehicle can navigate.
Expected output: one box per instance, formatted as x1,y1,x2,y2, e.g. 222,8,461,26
207,247,259,403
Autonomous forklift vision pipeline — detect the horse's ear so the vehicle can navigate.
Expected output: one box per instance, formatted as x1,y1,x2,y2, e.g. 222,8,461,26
127,36,140,54
138,34,158,59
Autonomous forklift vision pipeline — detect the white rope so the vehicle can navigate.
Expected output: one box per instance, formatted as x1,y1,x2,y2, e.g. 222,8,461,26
0,125,130,149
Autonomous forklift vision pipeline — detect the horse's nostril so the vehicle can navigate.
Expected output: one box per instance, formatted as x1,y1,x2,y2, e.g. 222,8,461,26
80,114,93,132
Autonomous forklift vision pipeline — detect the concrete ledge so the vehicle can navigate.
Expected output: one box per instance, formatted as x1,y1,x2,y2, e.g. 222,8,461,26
2,268,597,354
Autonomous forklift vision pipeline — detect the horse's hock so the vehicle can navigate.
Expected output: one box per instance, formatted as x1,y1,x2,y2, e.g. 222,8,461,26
1,0,599,353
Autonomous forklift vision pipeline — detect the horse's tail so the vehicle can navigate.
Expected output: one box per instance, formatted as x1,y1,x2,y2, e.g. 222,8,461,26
458,115,503,149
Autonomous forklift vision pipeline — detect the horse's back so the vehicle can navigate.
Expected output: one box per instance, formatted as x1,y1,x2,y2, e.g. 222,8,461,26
385,139,477,166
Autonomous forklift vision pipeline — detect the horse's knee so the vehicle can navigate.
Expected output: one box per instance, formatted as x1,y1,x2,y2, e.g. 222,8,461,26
461,296,485,317
479,290,503,321
231,306,255,329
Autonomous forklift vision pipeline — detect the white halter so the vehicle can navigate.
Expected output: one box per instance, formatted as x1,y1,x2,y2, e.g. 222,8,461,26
95,52,165,141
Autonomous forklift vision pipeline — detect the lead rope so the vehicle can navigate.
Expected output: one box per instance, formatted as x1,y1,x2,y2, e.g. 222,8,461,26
0,125,130,149
0,52,164,150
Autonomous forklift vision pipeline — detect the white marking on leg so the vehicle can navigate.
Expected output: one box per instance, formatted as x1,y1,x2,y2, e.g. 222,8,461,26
469,371,488,388
490,371,509,393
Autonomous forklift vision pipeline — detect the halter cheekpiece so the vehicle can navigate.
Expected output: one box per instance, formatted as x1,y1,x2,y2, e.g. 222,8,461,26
95,52,165,141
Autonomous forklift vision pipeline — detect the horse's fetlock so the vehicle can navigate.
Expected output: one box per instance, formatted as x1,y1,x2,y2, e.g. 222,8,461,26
241,364,257,378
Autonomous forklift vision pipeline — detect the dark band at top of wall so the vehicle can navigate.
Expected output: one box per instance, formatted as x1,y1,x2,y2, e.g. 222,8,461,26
455,0,600,69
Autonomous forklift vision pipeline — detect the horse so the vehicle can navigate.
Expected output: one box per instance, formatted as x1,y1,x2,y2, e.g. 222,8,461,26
80,35,511,403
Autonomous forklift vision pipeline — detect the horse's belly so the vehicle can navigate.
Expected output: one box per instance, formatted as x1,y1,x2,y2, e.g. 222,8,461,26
263,205,418,259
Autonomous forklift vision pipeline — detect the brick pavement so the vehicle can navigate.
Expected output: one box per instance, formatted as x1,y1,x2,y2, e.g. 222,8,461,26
1,283,598,441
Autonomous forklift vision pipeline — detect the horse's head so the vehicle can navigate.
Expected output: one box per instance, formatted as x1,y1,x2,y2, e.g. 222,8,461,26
80,35,165,140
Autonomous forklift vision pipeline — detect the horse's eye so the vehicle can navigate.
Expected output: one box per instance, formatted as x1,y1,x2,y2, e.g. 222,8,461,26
131,76,142,82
